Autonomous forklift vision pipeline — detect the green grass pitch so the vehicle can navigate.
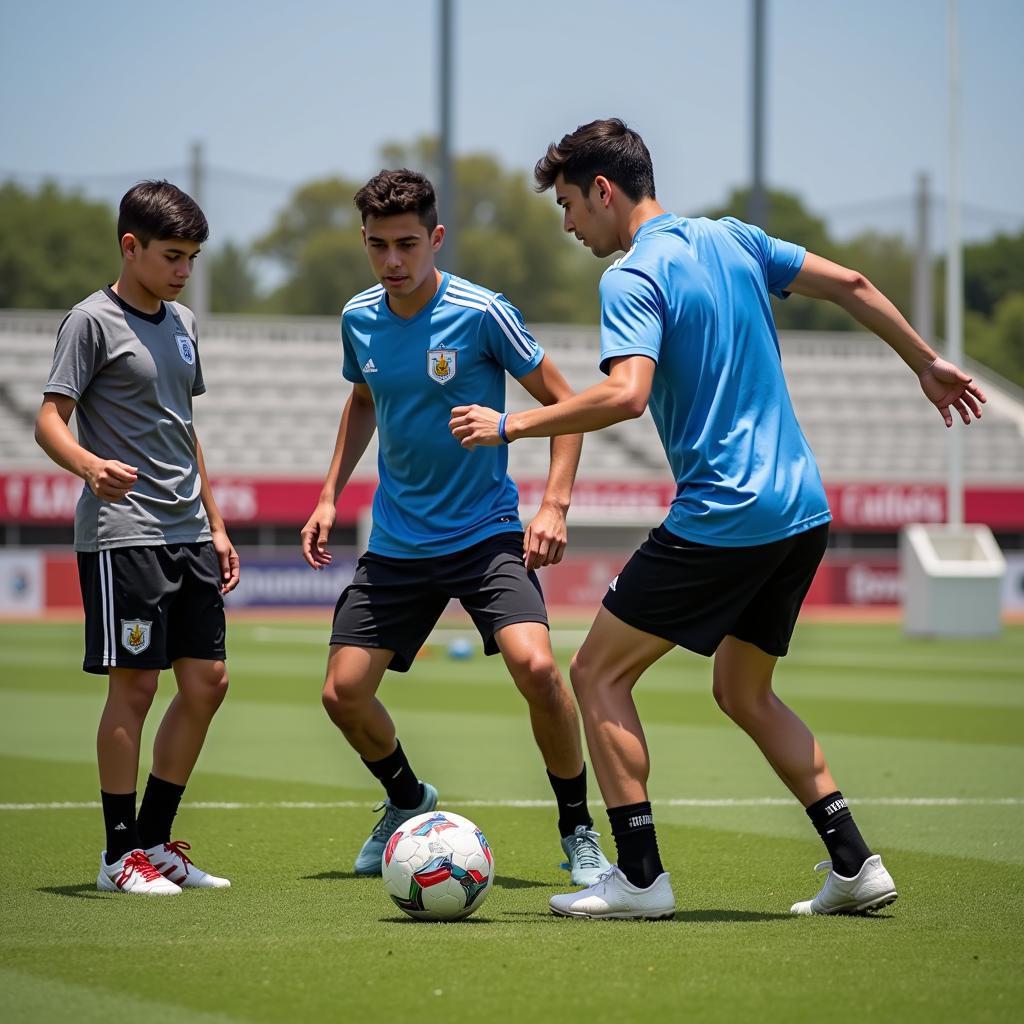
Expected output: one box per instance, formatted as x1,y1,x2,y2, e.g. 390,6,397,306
1,618,1022,1023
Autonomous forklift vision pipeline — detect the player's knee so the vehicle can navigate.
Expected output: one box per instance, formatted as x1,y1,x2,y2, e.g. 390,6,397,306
321,675,366,724
712,679,767,724
511,653,562,707
183,663,229,714
569,651,607,701
712,679,736,719
110,672,160,716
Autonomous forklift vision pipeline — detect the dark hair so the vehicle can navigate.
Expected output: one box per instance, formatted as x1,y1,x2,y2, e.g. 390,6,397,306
117,180,208,246
353,168,438,231
534,118,656,202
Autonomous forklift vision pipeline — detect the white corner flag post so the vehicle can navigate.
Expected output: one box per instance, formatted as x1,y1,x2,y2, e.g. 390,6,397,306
900,0,1005,637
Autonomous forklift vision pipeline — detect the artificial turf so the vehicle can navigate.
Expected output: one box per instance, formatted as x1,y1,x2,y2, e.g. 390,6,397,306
1,619,1021,1023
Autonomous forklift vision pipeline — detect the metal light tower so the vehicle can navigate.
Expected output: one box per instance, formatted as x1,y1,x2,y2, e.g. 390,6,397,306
946,0,963,528
438,0,457,276
749,0,768,228
188,141,210,319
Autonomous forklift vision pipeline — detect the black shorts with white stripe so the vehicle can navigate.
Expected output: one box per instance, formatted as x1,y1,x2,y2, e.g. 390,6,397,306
77,543,226,675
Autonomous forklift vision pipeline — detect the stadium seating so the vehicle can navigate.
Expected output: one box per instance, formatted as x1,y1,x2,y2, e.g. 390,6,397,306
2,310,1022,483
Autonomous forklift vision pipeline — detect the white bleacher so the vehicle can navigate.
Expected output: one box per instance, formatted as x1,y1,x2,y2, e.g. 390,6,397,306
1,310,1022,484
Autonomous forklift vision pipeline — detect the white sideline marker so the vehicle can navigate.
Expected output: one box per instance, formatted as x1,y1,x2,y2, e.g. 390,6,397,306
0,797,1021,811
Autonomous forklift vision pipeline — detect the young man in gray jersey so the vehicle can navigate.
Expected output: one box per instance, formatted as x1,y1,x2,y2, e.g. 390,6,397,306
35,181,239,895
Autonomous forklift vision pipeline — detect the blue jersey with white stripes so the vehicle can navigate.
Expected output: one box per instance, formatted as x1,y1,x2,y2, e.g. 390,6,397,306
599,214,831,546
341,272,544,558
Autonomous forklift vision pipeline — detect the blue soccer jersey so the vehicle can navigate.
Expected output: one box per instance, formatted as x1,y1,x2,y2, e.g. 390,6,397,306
342,273,544,558
599,213,831,547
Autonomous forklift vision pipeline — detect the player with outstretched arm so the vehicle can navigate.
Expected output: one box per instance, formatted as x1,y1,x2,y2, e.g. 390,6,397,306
301,169,610,885
449,119,985,920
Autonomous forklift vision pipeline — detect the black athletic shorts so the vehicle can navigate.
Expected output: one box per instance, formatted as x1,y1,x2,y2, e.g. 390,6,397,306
77,542,226,675
330,531,548,672
602,523,829,658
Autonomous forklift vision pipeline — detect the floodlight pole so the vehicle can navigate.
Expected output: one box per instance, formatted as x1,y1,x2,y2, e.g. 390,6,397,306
748,0,768,229
913,172,934,344
946,0,964,528
188,141,210,319
439,0,457,276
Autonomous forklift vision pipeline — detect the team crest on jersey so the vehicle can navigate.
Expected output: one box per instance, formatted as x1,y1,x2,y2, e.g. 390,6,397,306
175,333,195,365
121,619,152,655
427,347,457,385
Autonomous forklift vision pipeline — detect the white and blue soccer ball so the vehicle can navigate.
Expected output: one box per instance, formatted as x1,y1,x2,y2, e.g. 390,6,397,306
447,636,474,660
382,810,495,921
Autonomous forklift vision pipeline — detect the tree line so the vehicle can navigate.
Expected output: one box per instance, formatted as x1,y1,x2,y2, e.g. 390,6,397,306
2,142,1021,388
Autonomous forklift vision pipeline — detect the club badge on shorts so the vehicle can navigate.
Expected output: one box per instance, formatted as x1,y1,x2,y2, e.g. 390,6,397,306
175,333,195,365
427,347,456,385
121,619,153,655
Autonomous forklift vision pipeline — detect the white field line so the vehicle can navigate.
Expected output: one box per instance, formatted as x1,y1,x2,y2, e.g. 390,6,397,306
1,797,1021,812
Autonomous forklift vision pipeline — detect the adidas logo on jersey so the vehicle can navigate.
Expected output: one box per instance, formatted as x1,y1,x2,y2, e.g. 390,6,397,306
363,359,378,373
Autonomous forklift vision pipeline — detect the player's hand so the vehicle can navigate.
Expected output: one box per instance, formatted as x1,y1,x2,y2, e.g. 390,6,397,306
449,405,503,449
85,458,137,502
211,525,240,594
524,502,568,570
918,357,986,427
301,500,337,569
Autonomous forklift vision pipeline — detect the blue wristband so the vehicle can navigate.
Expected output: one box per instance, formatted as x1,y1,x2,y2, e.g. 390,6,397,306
497,412,510,444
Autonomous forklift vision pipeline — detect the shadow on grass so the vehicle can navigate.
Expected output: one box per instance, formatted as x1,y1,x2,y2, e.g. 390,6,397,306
378,915,497,925
677,908,796,923
302,870,366,881
493,874,547,890
37,883,110,900
499,908,804,923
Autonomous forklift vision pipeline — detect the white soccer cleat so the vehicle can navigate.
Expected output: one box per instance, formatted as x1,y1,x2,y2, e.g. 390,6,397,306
145,840,231,889
790,854,897,915
97,849,182,895
549,865,676,920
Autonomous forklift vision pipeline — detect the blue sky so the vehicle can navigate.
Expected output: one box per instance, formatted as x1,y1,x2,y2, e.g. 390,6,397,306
3,0,1021,247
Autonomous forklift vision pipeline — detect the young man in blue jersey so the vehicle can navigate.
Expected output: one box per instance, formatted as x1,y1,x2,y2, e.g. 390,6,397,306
450,119,986,920
300,168,610,884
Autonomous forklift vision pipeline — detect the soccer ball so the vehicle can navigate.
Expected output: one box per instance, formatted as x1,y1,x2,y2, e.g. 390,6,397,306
382,810,495,921
447,636,473,660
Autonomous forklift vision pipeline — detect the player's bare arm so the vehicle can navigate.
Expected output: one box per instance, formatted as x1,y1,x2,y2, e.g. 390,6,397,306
301,383,377,570
194,431,240,594
450,353,656,447
788,252,986,427
514,357,583,569
34,393,138,501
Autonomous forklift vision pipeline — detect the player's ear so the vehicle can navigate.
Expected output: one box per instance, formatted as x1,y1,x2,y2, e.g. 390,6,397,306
120,233,139,259
594,176,613,207
360,226,367,248
431,224,445,252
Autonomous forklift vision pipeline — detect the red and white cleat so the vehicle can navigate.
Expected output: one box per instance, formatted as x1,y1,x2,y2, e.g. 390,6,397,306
145,840,231,889
97,849,182,895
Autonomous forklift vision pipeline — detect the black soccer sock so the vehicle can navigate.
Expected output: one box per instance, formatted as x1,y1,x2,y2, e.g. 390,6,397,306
806,790,873,877
101,790,140,864
362,740,423,809
607,801,665,889
546,766,594,838
136,774,187,850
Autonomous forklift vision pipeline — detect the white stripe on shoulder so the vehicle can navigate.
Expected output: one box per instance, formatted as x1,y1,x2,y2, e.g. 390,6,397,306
610,246,638,269
485,298,534,361
448,280,495,302
444,294,490,313
343,286,385,313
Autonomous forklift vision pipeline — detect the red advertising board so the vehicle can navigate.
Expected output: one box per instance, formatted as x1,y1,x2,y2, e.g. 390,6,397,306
1,472,1022,529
